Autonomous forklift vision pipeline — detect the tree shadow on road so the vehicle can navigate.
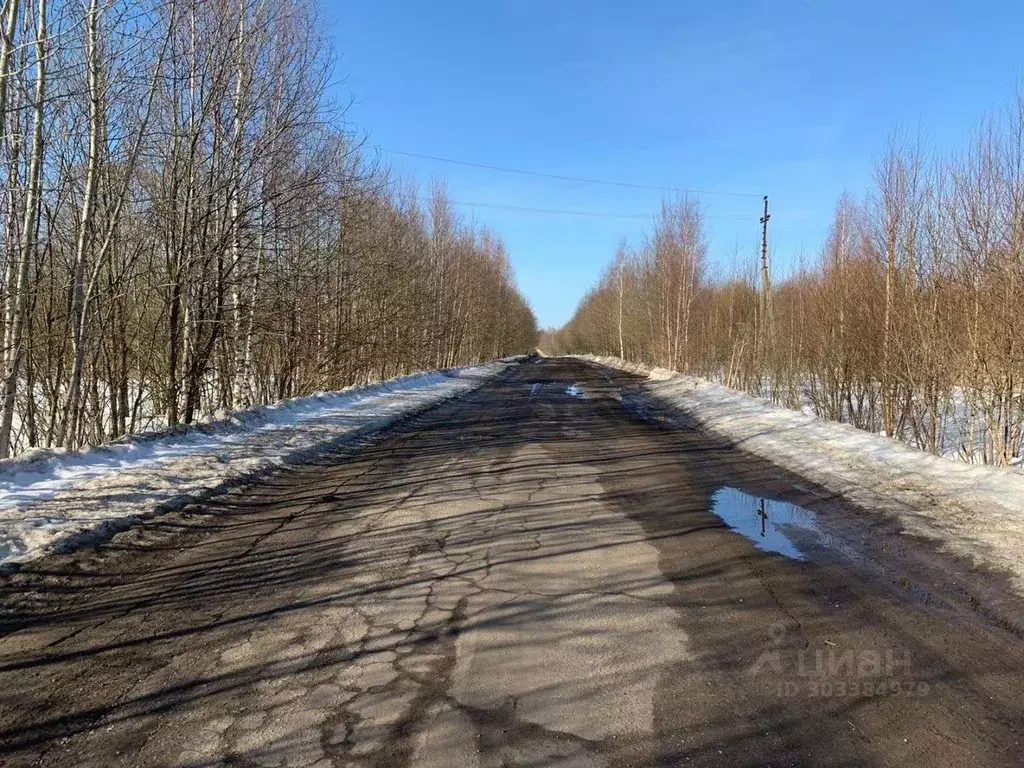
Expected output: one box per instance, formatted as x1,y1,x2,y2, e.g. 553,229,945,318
0,359,1022,767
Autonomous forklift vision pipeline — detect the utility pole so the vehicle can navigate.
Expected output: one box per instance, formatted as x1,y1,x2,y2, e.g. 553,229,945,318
760,196,770,286
758,195,772,360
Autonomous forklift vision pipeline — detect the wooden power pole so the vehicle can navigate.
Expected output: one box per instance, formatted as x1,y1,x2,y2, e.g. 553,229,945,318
760,196,770,286
758,195,772,358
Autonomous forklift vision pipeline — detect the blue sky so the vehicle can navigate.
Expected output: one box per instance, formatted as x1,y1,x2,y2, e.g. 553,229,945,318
325,1,1024,328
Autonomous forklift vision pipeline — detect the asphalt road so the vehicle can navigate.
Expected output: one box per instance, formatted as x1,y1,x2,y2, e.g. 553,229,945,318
1,357,1023,767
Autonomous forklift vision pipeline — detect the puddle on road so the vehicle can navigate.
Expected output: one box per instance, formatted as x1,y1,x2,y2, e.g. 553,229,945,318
709,487,821,560
526,382,588,400
709,487,955,610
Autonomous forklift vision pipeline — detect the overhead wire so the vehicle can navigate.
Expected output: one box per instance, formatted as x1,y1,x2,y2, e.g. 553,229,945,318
376,146,762,199
439,198,752,220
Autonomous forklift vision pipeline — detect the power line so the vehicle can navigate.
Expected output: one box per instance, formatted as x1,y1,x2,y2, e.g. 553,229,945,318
440,198,753,220
379,147,762,198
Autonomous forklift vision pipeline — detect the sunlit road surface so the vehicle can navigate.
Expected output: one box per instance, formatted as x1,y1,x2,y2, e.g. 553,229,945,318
1,358,1022,767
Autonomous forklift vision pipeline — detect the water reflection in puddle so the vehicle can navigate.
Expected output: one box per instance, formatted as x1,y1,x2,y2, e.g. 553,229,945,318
709,487,821,560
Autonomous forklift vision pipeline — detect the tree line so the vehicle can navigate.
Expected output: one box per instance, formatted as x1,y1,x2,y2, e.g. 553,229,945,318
0,0,536,457
555,92,1024,466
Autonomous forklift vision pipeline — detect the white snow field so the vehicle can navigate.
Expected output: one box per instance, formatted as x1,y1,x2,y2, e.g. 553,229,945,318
578,354,1024,596
0,360,519,566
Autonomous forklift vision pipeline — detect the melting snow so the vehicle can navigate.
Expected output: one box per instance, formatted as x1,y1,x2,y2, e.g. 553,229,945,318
0,360,518,566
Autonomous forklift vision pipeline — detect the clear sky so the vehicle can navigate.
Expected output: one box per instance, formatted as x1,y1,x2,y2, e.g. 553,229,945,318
325,1,1024,328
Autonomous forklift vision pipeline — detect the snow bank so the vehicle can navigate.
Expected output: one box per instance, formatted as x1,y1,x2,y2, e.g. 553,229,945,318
578,354,1024,595
0,360,519,567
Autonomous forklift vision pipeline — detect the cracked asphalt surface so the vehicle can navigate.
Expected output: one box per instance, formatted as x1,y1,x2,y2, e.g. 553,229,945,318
1,357,1023,767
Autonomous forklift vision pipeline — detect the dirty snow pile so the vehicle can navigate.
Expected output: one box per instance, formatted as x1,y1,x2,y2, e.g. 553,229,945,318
578,354,1024,594
0,360,518,566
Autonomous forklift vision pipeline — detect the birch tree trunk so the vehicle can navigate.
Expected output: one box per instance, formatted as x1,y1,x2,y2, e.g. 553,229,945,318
0,0,45,458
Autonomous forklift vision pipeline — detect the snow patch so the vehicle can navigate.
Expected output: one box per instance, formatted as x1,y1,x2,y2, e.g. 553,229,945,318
0,360,521,566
